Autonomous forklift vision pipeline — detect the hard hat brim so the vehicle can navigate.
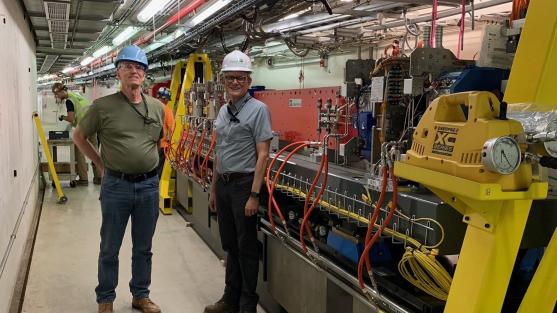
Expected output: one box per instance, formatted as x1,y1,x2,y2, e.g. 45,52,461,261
115,59,148,70
221,67,252,73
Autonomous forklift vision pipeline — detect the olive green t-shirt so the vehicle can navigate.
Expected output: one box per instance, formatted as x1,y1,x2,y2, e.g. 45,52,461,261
79,92,165,174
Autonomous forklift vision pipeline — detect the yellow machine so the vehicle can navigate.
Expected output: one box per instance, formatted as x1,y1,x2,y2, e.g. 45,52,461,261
406,91,531,190
396,91,549,313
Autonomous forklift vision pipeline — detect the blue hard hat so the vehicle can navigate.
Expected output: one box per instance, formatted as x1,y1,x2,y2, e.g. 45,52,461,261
157,87,171,100
115,45,148,70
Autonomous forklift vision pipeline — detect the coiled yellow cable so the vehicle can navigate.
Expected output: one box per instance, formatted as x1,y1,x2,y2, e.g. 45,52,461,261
273,182,452,301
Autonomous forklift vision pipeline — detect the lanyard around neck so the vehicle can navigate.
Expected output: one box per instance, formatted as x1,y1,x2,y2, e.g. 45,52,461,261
227,95,251,120
122,92,155,124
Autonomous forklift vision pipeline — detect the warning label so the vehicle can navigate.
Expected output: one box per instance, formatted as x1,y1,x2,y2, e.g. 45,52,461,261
432,127,458,156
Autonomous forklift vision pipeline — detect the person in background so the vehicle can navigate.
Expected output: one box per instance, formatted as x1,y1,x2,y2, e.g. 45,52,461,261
72,45,164,313
52,82,102,185
156,87,175,177
205,50,273,313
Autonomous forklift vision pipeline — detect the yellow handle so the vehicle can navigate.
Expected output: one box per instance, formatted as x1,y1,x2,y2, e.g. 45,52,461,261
434,91,500,123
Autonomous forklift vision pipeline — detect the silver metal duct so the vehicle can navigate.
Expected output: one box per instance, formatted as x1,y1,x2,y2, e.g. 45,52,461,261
38,54,59,73
44,0,71,49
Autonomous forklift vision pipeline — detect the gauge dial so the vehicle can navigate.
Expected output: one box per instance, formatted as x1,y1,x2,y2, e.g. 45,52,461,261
482,136,522,175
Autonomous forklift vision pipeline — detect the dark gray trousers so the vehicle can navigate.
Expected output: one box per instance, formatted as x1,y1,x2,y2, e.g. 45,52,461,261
215,174,261,311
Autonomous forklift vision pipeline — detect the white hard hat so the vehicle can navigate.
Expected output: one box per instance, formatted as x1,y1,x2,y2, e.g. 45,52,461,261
221,50,252,73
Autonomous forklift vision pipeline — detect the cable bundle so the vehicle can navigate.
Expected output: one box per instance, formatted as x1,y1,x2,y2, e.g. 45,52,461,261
398,247,452,300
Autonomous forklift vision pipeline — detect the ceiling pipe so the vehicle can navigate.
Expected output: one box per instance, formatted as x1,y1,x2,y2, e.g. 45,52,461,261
134,0,207,46
81,0,207,73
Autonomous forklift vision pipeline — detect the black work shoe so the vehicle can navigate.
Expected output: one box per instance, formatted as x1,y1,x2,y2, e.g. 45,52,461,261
239,310,256,313
203,299,239,313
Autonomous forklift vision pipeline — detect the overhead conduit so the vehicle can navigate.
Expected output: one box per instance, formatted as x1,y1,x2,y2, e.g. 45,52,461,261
86,0,206,69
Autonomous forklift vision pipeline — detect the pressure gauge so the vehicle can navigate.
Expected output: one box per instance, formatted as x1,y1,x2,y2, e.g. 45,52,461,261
482,136,522,175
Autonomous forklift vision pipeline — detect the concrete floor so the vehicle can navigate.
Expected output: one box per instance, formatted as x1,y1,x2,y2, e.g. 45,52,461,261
22,181,266,313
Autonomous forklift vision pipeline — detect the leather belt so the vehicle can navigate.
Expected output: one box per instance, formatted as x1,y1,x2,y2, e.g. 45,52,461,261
219,172,253,183
106,168,158,182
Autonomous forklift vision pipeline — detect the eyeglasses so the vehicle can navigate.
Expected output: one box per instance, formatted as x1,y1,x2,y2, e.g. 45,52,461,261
118,62,145,72
224,75,249,84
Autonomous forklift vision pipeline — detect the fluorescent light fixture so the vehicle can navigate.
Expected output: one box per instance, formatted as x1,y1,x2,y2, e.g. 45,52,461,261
62,67,74,74
38,74,54,81
144,28,186,53
191,0,233,26
145,42,164,53
80,56,94,66
137,0,172,22
112,26,140,46
92,46,112,58
279,7,311,21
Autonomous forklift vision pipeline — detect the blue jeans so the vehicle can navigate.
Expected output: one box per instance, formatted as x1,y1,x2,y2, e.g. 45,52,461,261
95,173,160,303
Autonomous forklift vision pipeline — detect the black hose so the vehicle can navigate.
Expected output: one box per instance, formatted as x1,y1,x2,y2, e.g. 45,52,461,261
284,38,310,58
320,0,333,15
219,28,232,54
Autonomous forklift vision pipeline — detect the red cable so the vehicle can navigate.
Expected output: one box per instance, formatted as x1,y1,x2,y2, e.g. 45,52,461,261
195,125,207,178
363,166,389,274
266,142,310,233
184,124,198,173
266,142,308,224
431,0,438,48
175,124,190,170
300,154,329,252
200,131,216,182
299,151,327,251
357,168,398,289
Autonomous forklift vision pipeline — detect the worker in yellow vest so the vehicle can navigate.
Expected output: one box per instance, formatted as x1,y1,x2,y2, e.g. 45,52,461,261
52,82,102,185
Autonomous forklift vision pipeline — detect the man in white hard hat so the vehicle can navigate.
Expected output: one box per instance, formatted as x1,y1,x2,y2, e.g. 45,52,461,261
205,50,273,313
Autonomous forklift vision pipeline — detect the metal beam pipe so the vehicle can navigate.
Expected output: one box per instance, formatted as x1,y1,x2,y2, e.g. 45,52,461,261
37,47,84,55
363,0,511,32
259,219,412,313
70,0,83,48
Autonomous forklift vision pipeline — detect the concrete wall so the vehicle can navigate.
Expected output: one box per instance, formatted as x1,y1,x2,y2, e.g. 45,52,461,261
0,0,39,311
251,25,486,90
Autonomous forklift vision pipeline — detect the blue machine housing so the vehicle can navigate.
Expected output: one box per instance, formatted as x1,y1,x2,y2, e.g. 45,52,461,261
356,112,375,161
327,230,392,264
441,66,510,94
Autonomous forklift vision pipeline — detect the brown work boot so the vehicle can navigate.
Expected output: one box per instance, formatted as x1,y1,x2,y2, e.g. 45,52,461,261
93,177,102,185
132,297,161,313
203,299,239,313
76,179,89,186
98,302,113,313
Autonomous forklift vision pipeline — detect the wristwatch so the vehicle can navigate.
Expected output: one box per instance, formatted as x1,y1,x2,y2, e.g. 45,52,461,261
249,191,260,199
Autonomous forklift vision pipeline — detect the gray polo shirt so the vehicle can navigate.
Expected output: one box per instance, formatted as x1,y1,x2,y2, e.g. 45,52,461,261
214,93,273,174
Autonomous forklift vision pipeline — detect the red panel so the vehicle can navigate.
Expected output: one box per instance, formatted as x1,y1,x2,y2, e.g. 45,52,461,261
254,87,357,149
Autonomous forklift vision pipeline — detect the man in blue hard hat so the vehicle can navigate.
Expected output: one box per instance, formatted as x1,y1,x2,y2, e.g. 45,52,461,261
73,45,164,313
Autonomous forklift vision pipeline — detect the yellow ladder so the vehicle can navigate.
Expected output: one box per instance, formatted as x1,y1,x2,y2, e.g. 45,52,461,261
159,53,213,214
33,112,67,204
